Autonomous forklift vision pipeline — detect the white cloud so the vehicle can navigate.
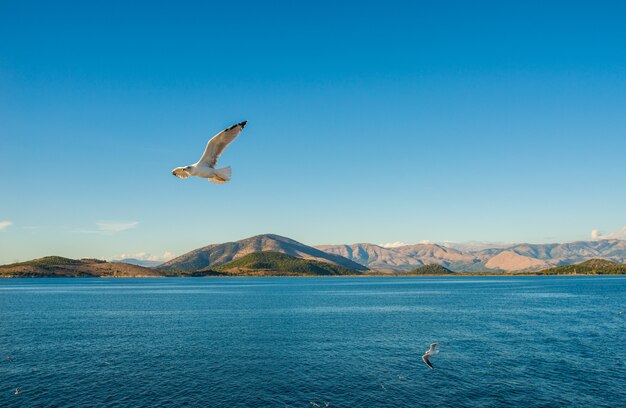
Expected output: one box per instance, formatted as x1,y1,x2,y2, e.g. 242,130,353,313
114,251,174,262
0,220,13,231
591,227,626,240
380,241,410,248
96,221,139,233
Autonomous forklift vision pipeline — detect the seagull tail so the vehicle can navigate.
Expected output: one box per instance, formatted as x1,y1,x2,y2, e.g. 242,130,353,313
208,166,232,184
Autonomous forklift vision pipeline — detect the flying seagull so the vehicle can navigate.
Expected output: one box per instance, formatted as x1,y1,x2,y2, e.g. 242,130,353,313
422,343,440,369
171,121,247,184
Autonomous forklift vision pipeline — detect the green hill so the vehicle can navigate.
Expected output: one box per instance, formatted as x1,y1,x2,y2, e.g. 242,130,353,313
409,264,454,275
536,259,626,275
11,256,87,267
0,256,162,278
213,251,359,276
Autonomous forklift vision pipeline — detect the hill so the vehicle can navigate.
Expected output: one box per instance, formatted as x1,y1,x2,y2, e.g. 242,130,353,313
484,250,550,271
212,251,359,276
0,256,162,278
158,234,368,273
535,259,626,275
409,264,454,275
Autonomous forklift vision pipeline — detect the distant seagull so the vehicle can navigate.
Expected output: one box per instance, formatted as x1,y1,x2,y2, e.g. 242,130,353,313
422,343,440,369
171,121,247,184
5,355,13,363
15,388,20,395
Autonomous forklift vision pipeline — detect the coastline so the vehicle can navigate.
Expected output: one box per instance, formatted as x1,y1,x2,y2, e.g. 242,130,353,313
2,272,625,278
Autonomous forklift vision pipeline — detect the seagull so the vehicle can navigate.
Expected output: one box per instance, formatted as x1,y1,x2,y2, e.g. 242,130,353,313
171,121,247,184
422,343,440,369
15,388,21,395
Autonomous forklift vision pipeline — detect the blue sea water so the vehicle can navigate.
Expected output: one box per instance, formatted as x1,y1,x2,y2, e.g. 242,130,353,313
1,276,625,407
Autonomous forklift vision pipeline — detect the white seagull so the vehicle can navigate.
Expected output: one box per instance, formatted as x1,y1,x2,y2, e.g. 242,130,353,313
171,121,247,184
422,343,440,369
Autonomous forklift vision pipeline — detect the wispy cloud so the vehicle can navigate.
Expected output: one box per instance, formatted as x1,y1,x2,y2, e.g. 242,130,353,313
72,221,139,234
96,221,139,233
380,241,410,248
0,220,13,231
591,227,626,241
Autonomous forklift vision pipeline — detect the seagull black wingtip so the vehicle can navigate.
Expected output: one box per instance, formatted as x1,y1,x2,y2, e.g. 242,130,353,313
225,121,247,131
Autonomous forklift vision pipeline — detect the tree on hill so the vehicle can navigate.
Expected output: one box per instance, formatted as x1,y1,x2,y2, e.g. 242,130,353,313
409,264,454,275
214,251,359,276
536,259,626,275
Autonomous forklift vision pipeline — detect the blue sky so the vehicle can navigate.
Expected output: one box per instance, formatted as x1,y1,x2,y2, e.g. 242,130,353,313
1,1,626,264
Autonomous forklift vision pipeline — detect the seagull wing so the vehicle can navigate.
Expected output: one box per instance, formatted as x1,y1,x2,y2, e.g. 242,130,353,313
198,121,247,167
172,167,191,179
422,353,434,369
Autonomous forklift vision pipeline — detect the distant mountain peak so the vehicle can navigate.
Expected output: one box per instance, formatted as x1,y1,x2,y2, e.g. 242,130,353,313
112,258,165,268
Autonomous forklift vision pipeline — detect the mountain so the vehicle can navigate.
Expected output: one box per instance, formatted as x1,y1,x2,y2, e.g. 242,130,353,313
409,264,454,275
213,251,359,276
536,259,626,275
316,243,482,272
158,234,368,272
113,258,165,268
0,256,162,278
491,240,626,264
317,239,626,272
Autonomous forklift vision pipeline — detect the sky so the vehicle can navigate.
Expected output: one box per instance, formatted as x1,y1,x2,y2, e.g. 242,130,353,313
1,0,626,264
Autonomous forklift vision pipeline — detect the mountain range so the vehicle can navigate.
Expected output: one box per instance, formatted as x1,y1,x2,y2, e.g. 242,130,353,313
159,234,626,273
4,234,626,275
317,239,626,272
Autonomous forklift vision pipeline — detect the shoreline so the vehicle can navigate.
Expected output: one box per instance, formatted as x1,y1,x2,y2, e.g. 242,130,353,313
2,272,625,279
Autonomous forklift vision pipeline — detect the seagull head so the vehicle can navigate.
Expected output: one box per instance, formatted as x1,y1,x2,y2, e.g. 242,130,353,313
171,165,193,178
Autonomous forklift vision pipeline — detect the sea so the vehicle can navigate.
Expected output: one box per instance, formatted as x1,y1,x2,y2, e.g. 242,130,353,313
1,276,625,407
